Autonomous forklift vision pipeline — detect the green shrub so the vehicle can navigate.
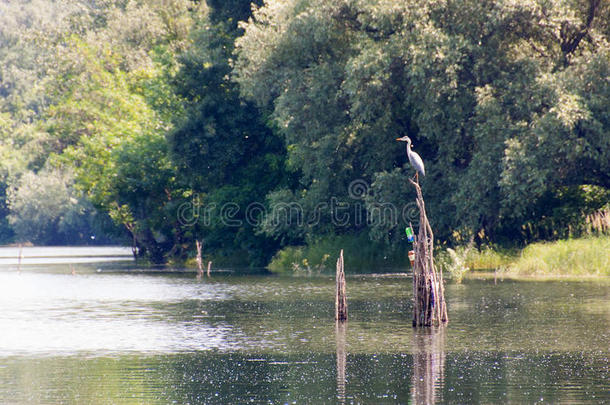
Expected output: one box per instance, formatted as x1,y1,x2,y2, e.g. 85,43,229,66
267,246,305,274
267,233,409,274
437,243,515,282
464,246,514,271
436,245,472,283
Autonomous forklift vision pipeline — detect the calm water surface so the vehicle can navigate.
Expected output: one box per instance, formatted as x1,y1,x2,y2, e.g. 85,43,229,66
0,248,608,404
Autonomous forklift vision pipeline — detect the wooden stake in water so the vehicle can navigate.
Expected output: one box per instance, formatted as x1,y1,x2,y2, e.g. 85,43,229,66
336,249,348,321
408,178,448,327
196,240,203,279
17,243,23,274
207,261,212,277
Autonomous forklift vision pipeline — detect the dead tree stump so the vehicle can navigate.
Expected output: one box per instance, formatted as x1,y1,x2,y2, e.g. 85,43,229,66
409,178,448,327
195,240,204,278
17,243,23,274
335,249,348,321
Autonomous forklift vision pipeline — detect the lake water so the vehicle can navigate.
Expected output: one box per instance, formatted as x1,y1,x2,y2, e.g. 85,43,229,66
0,247,608,404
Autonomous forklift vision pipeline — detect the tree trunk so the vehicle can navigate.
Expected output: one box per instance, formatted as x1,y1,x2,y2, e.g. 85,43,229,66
195,240,203,278
409,178,448,327
335,249,348,322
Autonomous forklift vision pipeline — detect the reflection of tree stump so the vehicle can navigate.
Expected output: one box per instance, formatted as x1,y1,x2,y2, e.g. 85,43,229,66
411,328,446,404
17,243,23,273
408,178,448,327
335,321,347,404
335,251,348,402
336,249,348,321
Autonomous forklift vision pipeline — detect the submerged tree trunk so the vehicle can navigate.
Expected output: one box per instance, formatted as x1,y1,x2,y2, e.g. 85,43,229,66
196,240,203,278
335,249,348,322
409,178,448,327
17,243,23,273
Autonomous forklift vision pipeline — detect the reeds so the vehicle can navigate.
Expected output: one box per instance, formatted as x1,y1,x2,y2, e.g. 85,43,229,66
584,208,610,236
508,236,610,276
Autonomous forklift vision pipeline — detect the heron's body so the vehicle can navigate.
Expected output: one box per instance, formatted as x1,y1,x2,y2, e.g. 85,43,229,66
406,143,425,177
396,135,425,178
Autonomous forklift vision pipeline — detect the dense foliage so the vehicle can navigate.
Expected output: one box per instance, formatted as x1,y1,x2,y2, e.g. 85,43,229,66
0,0,608,264
234,0,610,247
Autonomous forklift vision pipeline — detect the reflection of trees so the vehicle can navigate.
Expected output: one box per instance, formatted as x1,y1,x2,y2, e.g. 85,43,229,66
335,321,347,404
411,328,446,405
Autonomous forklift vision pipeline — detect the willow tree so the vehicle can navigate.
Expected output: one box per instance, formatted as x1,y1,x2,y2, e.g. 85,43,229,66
234,0,610,246
31,1,205,260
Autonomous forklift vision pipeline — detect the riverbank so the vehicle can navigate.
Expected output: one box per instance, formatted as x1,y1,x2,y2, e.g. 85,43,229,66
266,234,408,274
505,235,610,277
443,235,610,279
266,235,610,278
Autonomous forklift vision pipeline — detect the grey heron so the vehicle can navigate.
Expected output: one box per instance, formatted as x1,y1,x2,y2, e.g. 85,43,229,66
396,135,425,180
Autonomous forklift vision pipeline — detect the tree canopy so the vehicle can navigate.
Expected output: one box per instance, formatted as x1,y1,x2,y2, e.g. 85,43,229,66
234,0,610,245
0,0,608,264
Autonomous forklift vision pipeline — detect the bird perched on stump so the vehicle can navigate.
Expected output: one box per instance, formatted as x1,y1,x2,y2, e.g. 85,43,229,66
396,135,425,181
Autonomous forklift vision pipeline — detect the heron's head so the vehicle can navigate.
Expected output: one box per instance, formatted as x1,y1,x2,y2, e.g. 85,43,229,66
396,135,411,143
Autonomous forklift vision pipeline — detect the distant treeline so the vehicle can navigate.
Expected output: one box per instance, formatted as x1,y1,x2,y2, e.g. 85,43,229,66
0,0,608,264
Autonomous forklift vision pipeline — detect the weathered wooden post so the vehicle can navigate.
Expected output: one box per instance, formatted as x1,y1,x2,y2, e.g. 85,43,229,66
335,249,348,321
206,260,212,277
195,240,204,278
408,178,448,327
17,243,23,274
335,250,348,401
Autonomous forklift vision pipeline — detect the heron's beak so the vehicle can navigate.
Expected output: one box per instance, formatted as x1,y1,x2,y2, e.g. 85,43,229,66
396,138,401,141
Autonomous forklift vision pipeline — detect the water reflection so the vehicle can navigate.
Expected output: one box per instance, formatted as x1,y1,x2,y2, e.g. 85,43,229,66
411,328,446,405
0,271,234,356
0,246,133,266
0,261,608,404
335,321,347,403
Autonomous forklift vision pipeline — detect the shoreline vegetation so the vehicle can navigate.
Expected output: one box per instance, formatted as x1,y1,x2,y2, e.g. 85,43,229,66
263,235,610,279
1,1,608,269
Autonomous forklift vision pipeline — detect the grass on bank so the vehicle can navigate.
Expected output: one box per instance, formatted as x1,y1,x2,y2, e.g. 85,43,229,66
436,244,515,282
508,236,610,276
269,234,610,279
437,236,610,280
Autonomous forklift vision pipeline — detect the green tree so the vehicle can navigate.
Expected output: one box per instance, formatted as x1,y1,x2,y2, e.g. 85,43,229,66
234,0,610,247
7,167,109,245
169,0,289,265
36,1,203,259
50,38,186,261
